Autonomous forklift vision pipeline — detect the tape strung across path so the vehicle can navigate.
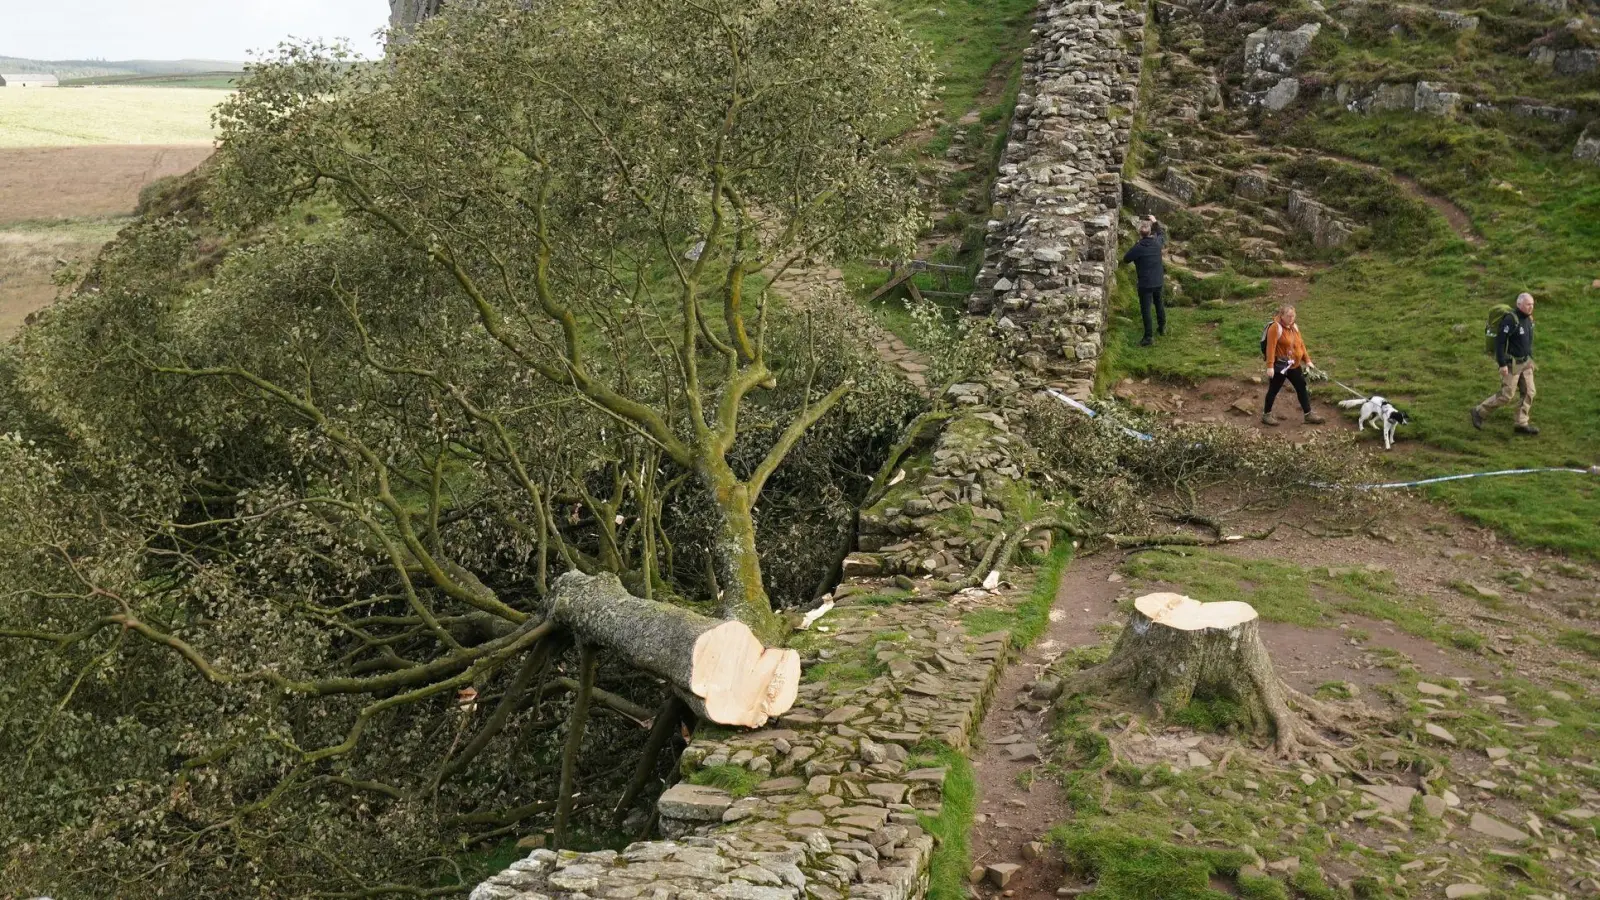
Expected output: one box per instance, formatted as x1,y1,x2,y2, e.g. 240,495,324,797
1044,388,1600,492
1354,466,1600,491
1046,389,1154,442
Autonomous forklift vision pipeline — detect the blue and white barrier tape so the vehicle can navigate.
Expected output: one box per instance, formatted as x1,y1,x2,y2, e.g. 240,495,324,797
1046,389,1155,442
1354,466,1600,491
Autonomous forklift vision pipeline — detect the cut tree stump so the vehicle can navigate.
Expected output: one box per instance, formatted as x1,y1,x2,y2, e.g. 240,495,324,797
1056,593,1360,756
538,572,799,728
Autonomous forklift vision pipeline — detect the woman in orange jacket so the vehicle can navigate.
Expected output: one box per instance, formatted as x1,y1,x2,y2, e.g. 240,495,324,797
1263,305,1326,426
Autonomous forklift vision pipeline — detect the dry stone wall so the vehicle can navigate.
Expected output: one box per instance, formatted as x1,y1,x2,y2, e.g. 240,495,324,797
469,582,1028,900
967,0,1149,401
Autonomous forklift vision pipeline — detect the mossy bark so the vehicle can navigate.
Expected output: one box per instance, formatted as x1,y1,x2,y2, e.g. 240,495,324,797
536,571,796,728
699,460,784,644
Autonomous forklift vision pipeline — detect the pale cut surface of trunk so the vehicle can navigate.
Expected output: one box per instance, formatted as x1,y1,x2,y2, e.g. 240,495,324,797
540,571,798,728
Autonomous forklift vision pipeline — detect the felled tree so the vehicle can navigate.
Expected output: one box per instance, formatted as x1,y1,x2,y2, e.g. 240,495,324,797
0,0,927,894
1052,594,1360,757
207,0,929,639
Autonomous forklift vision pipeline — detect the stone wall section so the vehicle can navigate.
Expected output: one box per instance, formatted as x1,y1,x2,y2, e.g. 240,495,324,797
470,581,1029,900
966,0,1148,401
852,377,1048,581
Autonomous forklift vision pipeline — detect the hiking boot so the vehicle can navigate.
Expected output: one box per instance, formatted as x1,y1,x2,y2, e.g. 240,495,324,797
1261,412,1280,427
1304,412,1327,425
1470,407,1484,430
1139,336,1154,347
1158,325,1167,337
1515,423,1540,435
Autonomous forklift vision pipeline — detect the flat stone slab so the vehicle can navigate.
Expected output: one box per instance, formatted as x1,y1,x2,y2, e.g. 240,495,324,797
866,783,908,803
658,784,733,821
1359,785,1418,815
1005,742,1042,762
755,776,804,794
1417,681,1458,698
822,706,864,724
985,863,1021,887
1470,812,1531,843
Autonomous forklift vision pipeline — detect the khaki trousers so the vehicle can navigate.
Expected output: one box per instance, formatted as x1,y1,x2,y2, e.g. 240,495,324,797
1476,359,1536,426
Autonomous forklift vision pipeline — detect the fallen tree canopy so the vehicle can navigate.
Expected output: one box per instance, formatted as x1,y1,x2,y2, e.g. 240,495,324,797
0,0,932,894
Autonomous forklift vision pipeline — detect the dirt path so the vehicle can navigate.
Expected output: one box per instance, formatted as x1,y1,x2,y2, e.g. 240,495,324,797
1313,152,1482,245
962,481,1599,896
967,552,1124,899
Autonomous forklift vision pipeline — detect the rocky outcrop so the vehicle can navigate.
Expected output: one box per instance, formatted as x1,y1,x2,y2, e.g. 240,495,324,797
966,0,1147,398
1413,81,1463,116
1243,23,1322,81
1576,124,1600,165
1553,47,1600,75
1334,80,1460,116
1286,190,1354,249
1512,103,1578,122
389,0,445,35
1529,46,1600,74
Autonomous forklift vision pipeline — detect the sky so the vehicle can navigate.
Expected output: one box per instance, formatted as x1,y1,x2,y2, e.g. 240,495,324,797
3,0,389,62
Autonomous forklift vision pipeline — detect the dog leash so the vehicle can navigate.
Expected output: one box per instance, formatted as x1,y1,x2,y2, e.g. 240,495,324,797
1308,364,1367,400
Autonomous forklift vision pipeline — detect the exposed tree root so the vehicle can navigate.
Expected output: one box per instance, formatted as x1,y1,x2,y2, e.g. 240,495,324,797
1051,594,1370,759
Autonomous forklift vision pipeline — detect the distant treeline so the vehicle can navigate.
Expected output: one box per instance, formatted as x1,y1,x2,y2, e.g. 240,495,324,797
0,56,246,81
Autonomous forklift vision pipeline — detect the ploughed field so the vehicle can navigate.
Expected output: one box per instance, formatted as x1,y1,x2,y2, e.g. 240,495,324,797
0,86,221,336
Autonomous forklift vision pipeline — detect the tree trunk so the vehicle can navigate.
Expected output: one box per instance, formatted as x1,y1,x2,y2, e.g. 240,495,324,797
537,572,797,728
699,462,784,644
1056,593,1353,756
389,0,445,36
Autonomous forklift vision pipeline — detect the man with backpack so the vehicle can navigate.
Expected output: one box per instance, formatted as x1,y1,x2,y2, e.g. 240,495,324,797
1260,304,1326,427
1121,214,1167,347
1471,292,1538,435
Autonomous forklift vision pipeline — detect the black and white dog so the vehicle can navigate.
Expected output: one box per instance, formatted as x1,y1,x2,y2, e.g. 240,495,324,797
1338,396,1411,450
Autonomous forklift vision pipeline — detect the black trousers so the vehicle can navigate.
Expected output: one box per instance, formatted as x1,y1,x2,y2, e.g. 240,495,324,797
1265,362,1312,414
1138,285,1166,339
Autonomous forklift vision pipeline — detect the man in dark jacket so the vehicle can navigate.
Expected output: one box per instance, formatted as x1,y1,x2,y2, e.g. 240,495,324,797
1472,292,1538,435
1120,215,1166,346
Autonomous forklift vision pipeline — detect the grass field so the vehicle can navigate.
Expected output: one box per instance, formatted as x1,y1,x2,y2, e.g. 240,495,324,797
0,86,224,147
63,72,242,90
1101,112,1600,558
